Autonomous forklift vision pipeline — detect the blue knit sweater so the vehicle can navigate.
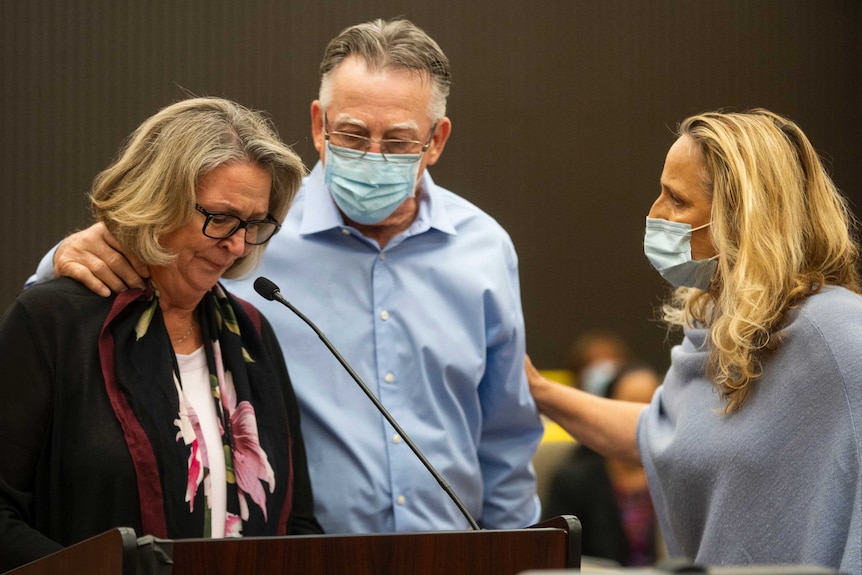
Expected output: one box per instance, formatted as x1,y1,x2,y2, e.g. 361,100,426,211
639,285,862,574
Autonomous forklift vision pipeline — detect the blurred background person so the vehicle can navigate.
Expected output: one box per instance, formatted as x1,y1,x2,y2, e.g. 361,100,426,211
527,109,862,573
0,97,322,572
543,362,661,567
567,329,633,396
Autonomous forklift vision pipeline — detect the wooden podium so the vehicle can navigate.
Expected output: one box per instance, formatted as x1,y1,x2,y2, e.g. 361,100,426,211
5,515,580,575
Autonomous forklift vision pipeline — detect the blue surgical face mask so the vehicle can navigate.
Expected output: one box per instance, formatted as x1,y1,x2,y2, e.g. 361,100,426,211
643,217,718,290
580,360,619,397
324,144,421,225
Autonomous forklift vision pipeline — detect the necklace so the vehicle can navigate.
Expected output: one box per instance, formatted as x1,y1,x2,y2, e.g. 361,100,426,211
173,324,195,344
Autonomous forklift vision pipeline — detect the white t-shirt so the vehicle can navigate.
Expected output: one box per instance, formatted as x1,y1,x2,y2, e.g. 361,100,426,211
176,346,227,538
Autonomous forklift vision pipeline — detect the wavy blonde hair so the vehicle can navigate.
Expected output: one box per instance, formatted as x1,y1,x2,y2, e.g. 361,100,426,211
662,109,861,412
90,97,306,279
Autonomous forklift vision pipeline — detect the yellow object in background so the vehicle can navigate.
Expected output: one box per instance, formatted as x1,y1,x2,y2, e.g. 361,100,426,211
539,369,574,387
537,370,577,444
541,418,575,443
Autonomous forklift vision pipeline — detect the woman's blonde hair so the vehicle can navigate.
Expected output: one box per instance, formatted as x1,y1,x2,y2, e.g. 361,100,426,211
90,97,306,278
662,109,861,412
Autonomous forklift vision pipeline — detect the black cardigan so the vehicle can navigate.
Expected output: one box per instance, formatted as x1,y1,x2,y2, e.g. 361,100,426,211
0,278,322,572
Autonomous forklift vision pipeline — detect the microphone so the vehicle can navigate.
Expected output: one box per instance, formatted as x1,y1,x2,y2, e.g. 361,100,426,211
253,276,481,531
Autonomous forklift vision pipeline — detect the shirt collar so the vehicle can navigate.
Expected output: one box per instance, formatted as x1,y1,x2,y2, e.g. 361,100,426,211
299,161,457,237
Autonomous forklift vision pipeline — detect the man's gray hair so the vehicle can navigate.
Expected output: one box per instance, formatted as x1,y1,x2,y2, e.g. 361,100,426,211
319,18,451,121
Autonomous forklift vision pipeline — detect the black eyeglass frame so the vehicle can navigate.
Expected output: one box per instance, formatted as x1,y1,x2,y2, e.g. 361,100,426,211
194,204,281,245
323,112,437,162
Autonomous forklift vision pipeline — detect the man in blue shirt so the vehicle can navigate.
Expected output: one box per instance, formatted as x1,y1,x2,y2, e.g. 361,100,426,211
28,18,543,533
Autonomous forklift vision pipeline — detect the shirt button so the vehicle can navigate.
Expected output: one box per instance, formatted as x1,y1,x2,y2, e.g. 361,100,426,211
392,434,402,444
397,495,406,505
380,310,390,320
380,253,386,260
384,373,395,383
341,228,350,235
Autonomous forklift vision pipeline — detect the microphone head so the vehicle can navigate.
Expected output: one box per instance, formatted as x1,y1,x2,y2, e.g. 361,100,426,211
254,276,280,301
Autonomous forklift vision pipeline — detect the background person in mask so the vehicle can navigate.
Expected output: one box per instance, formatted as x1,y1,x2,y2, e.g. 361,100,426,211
566,329,633,396
26,17,543,534
526,109,862,572
542,362,661,567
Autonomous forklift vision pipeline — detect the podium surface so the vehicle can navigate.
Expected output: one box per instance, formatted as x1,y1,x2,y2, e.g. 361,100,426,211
6,516,580,575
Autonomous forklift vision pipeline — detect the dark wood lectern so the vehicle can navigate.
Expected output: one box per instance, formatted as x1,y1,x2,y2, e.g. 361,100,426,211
5,515,580,575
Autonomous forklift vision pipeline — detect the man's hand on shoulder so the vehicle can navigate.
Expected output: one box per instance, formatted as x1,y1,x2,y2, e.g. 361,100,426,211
54,222,149,297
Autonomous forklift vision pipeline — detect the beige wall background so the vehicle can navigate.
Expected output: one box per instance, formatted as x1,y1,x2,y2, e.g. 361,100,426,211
2,1,860,373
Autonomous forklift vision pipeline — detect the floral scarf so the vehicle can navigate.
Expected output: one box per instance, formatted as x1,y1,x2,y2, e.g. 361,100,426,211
98,282,294,538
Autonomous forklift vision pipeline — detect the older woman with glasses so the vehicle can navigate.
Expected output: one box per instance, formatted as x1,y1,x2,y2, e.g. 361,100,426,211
0,97,322,572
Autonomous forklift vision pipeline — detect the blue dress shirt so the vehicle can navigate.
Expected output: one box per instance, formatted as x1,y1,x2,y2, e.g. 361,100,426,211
231,162,543,533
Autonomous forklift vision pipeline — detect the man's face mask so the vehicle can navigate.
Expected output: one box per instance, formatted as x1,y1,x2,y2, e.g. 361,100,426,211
324,144,422,225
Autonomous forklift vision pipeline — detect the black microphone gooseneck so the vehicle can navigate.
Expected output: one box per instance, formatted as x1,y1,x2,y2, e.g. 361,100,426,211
253,276,481,531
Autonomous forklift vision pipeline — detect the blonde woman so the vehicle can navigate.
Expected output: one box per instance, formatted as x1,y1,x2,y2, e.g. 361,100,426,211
0,97,322,572
527,109,862,572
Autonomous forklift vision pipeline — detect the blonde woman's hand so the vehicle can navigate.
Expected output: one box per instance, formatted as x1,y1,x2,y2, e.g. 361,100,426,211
525,353,555,411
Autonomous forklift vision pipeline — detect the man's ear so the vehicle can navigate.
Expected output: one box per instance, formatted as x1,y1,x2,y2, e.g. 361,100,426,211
424,117,452,166
311,100,325,154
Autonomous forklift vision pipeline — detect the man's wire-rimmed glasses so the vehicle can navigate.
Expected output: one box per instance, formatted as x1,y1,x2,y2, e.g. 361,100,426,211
324,112,437,164
195,204,281,245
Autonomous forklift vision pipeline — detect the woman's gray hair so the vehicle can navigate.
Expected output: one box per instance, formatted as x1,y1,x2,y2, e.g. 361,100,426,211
318,18,451,121
90,97,306,279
